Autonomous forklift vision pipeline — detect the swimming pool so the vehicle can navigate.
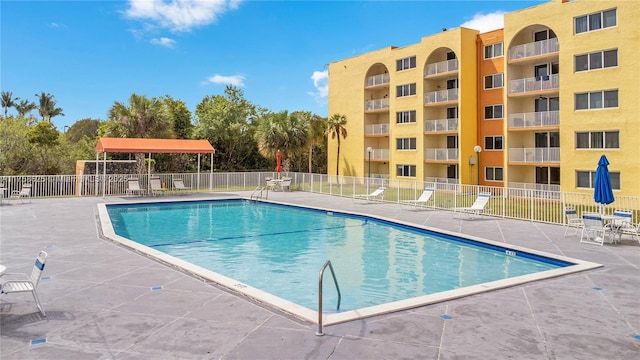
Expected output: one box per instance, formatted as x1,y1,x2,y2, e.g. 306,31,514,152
98,198,601,325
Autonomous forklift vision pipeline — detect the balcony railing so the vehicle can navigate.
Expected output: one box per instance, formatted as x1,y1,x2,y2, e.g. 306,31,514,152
509,182,560,192
365,124,389,136
508,74,559,95
365,73,390,87
424,148,459,161
508,111,559,129
424,118,458,132
424,88,458,104
509,147,560,163
424,59,458,77
509,38,559,61
364,148,389,161
424,177,459,185
365,98,390,111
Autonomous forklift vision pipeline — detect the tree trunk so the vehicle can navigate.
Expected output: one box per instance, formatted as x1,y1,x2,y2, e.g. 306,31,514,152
135,153,146,175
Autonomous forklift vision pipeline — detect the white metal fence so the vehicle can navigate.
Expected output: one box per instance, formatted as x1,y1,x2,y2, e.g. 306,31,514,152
1,172,638,225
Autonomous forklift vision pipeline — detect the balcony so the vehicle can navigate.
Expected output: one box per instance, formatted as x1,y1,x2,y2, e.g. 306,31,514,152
508,74,558,95
424,148,459,161
424,177,459,185
365,124,389,136
424,88,458,105
424,59,458,77
365,73,390,88
424,118,458,133
508,38,559,62
364,148,389,161
508,111,559,129
509,182,560,192
509,147,560,163
365,98,389,112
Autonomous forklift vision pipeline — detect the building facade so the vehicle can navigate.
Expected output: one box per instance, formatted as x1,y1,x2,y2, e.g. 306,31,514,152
327,0,640,197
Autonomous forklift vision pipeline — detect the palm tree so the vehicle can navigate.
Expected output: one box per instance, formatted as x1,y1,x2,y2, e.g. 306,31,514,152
325,113,348,176
1,91,19,117
293,111,326,173
255,111,309,172
15,99,37,118
106,93,172,174
35,91,64,121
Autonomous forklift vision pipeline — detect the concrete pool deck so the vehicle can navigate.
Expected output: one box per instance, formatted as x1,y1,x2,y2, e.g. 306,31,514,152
1,191,639,359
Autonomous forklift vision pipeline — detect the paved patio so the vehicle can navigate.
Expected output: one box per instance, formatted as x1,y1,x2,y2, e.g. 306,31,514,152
1,191,639,359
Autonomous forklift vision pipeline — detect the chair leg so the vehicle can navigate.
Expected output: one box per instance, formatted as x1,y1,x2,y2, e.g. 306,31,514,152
31,290,46,317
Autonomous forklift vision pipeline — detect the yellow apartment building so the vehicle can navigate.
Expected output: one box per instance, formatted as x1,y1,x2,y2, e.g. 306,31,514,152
327,0,640,197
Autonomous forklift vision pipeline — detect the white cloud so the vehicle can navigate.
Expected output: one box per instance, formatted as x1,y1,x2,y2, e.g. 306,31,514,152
150,37,176,48
460,11,506,33
205,74,246,87
126,0,242,32
307,70,328,104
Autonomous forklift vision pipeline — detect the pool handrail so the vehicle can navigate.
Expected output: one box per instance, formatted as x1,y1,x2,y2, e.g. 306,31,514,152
316,260,341,336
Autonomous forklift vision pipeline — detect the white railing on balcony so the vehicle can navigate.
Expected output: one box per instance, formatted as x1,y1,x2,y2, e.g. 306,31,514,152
424,177,459,184
365,123,389,136
509,182,560,192
424,148,459,161
365,73,390,87
424,59,458,77
364,148,390,161
424,118,458,132
365,98,390,111
509,147,560,163
508,111,560,129
424,88,458,104
509,38,559,61
509,74,559,95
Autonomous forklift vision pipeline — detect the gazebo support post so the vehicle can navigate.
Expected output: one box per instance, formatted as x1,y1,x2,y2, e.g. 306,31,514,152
102,152,107,199
197,154,201,191
95,152,99,197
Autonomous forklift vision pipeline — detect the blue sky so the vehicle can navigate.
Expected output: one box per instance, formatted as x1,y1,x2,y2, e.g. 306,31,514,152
1,0,544,130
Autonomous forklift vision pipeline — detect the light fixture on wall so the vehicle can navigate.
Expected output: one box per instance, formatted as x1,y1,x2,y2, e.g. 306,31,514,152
474,145,482,185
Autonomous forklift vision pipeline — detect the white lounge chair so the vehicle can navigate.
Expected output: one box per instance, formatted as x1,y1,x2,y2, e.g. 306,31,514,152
280,177,292,192
10,183,32,203
452,192,491,219
126,178,146,196
580,213,613,246
150,176,168,196
400,188,434,210
1,251,48,316
563,206,584,237
173,178,191,191
353,186,386,203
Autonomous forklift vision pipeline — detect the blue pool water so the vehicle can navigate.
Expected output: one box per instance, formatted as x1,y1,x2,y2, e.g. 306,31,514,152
107,200,570,312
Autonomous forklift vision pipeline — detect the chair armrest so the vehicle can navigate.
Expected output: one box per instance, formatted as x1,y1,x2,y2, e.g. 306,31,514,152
0,272,30,282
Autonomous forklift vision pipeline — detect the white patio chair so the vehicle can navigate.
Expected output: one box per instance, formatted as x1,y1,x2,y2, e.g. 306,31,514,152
563,206,584,237
1,251,48,316
612,210,638,243
452,192,491,219
353,186,386,203
126,178,146,196
173,178,191,191
280,177,292,192
10,183,32,203
150,176,168,196
400,188,435,210
580,213,613,246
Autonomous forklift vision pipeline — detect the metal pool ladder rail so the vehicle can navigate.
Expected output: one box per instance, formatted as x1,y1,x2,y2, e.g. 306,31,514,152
316,260,341,336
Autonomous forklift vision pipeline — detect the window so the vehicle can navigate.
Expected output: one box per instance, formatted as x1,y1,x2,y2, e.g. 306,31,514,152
485,167,504,181
396,138,416,150
484,43,503,59
576,171,620,190
575,49,618,72
575,9,617,34
534,30,557,41
396,110,416,124
484,136,503,150
396,83,416,97
484,104,503,120
575,90,618,110
576,131,619,149
484,74,503,89
446,107,458,119
396,56,416,71
396,164,416,177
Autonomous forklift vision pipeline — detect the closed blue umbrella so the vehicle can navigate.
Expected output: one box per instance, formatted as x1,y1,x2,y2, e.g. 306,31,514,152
594,154,614,212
